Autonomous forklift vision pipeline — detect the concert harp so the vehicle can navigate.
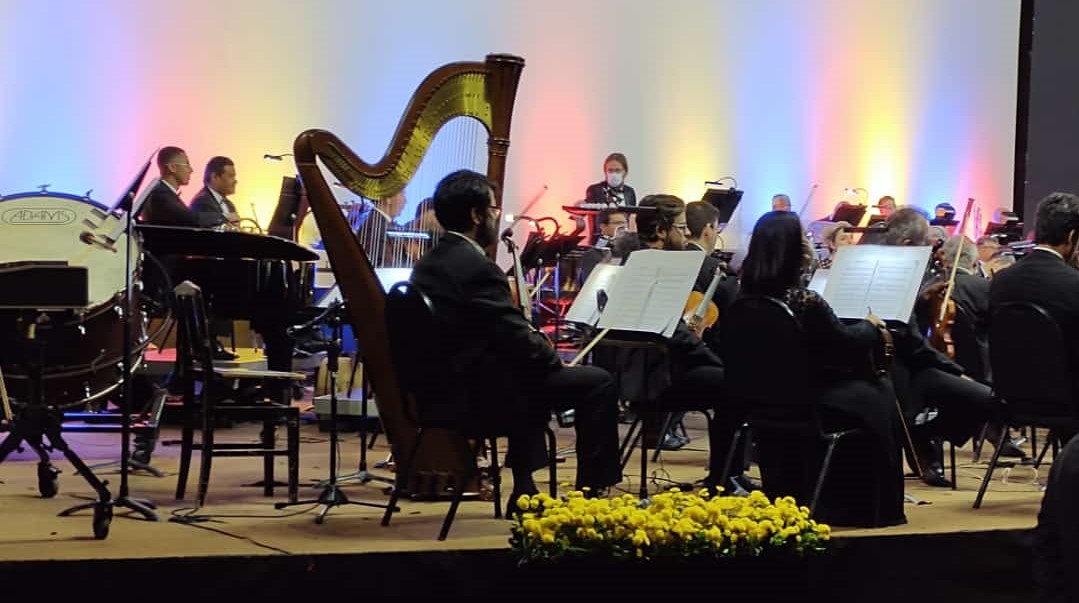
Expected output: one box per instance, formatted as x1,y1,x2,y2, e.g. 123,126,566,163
293,54,525,496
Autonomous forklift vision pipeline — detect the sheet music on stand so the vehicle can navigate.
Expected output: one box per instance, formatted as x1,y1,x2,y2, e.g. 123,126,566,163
807,269,829,295
595,249,705,337
821,245,931,322
564,264,622,326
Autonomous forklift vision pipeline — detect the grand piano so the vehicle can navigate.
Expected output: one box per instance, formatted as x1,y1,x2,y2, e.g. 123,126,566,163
137,225,318,373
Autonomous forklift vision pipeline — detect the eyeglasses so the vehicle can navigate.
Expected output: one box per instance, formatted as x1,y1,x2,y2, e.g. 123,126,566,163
486,205,502,217
672,222,689,233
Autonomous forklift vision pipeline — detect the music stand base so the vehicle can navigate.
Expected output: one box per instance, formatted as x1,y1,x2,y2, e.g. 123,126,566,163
317,469,394,489
275,483,397,524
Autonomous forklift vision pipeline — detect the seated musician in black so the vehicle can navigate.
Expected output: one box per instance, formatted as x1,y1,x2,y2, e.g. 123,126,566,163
355,191,407,267
189,156,240,229
991,192,1079,430
592,194,752,491
739,211,906,527
684,200,738,339
877,208,1005,486
584,152,637,207
411,170,621,501
139,146,199,227
577,208,629,285
916,235,991,380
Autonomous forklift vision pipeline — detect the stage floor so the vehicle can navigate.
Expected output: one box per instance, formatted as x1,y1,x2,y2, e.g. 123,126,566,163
0,410,1046,563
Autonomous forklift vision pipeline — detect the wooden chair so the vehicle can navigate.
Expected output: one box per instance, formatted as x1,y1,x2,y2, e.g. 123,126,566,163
172,281,303,507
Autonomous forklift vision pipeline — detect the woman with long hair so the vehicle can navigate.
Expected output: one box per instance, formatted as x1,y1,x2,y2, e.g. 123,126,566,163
738,211,906,527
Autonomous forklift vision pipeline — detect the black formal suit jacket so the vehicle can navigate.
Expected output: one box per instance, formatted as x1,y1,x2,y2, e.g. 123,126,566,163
915,270,991,381
584,182,637,207
188,187,237,228
411,233,562,418
139,181,199,227
990,249,1079,395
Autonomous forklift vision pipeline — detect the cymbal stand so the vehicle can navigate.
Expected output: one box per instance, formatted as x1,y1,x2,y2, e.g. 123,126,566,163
60,205,158,525
275,304,394,523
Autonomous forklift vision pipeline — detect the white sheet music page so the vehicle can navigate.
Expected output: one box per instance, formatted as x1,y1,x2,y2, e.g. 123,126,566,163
821,245,931,322
807,269,829,295
596,249,705,336
564,264,622,326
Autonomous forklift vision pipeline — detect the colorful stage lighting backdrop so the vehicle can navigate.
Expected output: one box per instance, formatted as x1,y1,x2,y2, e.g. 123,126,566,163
0,0,1020,251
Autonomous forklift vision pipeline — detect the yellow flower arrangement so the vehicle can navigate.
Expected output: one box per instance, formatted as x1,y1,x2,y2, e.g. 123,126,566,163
509,489,830,562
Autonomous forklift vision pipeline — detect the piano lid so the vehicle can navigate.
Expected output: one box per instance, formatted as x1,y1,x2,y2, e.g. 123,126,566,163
136,225,319,262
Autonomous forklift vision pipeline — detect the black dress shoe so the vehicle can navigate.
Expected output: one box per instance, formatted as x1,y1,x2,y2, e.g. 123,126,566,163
920,461,952,488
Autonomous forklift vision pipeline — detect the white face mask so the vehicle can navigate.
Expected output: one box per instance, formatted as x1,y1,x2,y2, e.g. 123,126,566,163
606,172,624,188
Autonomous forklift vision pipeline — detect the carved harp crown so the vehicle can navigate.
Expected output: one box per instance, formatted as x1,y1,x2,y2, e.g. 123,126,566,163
293,54,524,492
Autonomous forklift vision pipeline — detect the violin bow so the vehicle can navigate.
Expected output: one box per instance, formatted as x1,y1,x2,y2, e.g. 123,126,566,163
938,198,976,323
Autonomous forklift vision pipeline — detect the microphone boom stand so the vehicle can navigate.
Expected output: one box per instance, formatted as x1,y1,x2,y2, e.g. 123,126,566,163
275,303,394,523
60,191,159,526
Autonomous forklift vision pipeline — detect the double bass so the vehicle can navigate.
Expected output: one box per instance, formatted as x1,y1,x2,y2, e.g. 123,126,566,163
293,54,525,496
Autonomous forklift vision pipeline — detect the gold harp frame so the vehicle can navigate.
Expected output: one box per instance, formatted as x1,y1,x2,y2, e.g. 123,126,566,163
293,54,525,494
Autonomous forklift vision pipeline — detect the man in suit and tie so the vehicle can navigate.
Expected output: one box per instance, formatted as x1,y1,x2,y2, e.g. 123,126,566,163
139,146,199,226
189,156,240,229
991,192,1079,405
411,170,621,504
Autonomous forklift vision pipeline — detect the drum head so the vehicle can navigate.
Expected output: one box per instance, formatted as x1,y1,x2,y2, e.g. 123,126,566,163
0,192,145,407
0,192,139,308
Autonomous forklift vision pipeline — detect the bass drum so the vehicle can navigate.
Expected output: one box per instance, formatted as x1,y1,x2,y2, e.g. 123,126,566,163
0,192,147,408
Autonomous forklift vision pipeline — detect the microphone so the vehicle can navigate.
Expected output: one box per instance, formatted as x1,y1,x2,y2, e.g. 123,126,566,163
287,300,345,336
263,153,294,161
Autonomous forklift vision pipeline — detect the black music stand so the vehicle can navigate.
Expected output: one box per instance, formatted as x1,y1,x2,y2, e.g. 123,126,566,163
60,184,159,528
831,203,868,226
521,232,583,344
275,302,394,523
701,186,744,229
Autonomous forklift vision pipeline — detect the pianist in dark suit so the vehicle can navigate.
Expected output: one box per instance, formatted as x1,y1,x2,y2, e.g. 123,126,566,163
189,156,240,229
411,169,621,500
139,146,199,227
584,152,637,207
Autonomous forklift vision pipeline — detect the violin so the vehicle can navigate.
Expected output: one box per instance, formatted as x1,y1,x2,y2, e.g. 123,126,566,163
924,281,957,359
683,265,725,337
925,198,975,359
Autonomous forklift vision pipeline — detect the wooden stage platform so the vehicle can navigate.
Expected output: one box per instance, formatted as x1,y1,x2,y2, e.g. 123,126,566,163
0,410,1045,601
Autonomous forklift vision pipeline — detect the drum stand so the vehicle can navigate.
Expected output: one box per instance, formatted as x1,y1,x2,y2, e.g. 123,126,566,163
0,314,116,538
275,304,395,523
59,208,158,528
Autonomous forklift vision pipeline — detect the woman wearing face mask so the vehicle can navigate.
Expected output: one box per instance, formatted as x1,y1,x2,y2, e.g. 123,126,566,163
584,152,637,207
